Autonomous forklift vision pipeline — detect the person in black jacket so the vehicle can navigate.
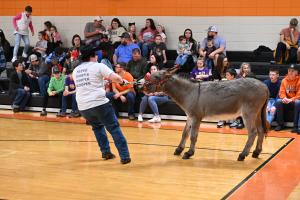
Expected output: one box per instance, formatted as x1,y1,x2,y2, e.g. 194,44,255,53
0,29,12,61
9,59,31,112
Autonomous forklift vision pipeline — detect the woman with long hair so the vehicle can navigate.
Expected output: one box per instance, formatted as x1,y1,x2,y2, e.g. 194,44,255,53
107,18,126,49
138,18,158,58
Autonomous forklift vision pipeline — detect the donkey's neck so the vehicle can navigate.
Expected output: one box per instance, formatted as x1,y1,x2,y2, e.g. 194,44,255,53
162,76,194,107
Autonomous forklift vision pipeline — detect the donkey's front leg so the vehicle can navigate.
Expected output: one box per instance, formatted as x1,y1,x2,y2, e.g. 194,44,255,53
182,119,201,159
174,117,192,155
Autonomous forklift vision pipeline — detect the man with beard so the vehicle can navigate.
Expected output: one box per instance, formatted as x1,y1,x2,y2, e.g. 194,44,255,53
113,32,139,65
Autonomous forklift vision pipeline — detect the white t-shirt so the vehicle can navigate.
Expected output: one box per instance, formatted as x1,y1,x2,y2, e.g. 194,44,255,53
73,62,113,111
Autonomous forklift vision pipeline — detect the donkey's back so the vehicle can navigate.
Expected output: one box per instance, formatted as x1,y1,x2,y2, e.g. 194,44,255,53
188,78,269,121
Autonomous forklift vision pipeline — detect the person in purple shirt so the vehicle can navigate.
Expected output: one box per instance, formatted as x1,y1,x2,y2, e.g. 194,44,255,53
190,57,212,81
57,73,80,118
112,32,140,65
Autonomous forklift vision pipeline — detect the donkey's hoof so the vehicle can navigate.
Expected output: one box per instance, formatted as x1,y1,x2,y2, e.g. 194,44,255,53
182,151,193,159
252,151,260,158
237,154,245,161
174,147,184,156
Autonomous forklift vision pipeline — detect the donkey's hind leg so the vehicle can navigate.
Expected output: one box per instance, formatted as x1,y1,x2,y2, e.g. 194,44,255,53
182,118,201,159
238,114,258,161
174,117,192,155
252,115,264,158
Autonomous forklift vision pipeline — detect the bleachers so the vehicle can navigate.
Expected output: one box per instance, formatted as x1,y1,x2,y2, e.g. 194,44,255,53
0,47,297,123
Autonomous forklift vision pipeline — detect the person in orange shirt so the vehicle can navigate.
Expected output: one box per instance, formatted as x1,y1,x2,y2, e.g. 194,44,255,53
275,64,300,132
106,62,136,120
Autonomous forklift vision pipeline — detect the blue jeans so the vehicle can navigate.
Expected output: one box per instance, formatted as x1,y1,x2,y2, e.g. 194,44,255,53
61,93,78,113
80,102,130,160
13,33,30,57
205,58,214,69
12,88,31,110
38,75,50,96
266,98,276,124
106,92,136,116
139,95,169,115
175,54,189,66
275,99,300,128
138,42,150,58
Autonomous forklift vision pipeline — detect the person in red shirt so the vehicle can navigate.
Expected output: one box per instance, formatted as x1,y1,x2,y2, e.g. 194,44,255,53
106,62,136,120
275,64,300,132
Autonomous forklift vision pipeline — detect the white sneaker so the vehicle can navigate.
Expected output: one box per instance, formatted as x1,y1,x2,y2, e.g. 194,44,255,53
148,116,161,123
138,114,143,122
11,56,17,62
22,52,28,58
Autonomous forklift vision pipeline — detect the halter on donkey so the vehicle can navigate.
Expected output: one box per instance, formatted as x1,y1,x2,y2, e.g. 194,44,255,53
144,67,269,161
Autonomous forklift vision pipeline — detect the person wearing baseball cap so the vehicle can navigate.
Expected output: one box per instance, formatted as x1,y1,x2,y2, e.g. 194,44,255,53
84,16,106,47
199,25,227,76
25,54,50,96
73,44,131,164
275,64,300,133
113,32,140,65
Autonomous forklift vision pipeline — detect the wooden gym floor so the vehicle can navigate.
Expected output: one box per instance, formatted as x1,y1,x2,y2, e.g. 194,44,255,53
0,110,299,200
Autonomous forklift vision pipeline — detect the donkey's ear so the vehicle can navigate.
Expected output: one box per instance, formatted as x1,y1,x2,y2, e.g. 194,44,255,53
167,66,179,74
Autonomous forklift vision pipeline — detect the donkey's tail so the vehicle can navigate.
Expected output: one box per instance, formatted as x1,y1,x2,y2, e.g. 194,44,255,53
261,97,269,137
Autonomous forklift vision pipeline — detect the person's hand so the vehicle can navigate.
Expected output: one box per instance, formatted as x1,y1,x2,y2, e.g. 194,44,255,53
147,93,154,96
106,25,112,31
63,90,69,96
15,27,19,32
32,31,34,36
120,79,129,86
120,95,127,103
270,107,276,115
163,60,167,64
24,86,30,91
282,97,291,104
113,93,121,99
286,43,291,50
208,52,216,59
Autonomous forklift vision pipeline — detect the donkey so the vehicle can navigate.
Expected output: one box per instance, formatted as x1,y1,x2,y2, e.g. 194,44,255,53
144,67,269,161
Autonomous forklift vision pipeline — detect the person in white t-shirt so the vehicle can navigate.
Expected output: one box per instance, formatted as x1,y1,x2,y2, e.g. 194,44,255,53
73,45,131,164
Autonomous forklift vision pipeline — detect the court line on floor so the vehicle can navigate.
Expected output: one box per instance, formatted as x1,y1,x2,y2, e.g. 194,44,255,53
0,139,276,155
221,138,294,200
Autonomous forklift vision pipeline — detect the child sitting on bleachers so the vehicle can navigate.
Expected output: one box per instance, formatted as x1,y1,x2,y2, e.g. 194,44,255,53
175,35,192,66
203,38,216,69
32,31,47,58
189,57,211,81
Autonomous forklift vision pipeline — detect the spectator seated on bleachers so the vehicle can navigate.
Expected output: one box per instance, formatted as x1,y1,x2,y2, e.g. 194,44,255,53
45,47,66,71
57,72,80,118
275,64,300,133
138,65,170,123
0,29,12,61
175,35,192,67
113,32,139,65
32,31,47,58
189,57,211,82
138,18,158,58
149,34,167,67
9,59,31,112
263,68,281,125
25,54,50,95
106,62,136,120
126,48,148,81
84,16,106,47
107,18,127,49
40,67,65,116
199,25,226,68
274,18,299,64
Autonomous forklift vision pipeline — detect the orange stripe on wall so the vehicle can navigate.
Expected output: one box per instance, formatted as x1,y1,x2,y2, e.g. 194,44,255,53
0,0,300,16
